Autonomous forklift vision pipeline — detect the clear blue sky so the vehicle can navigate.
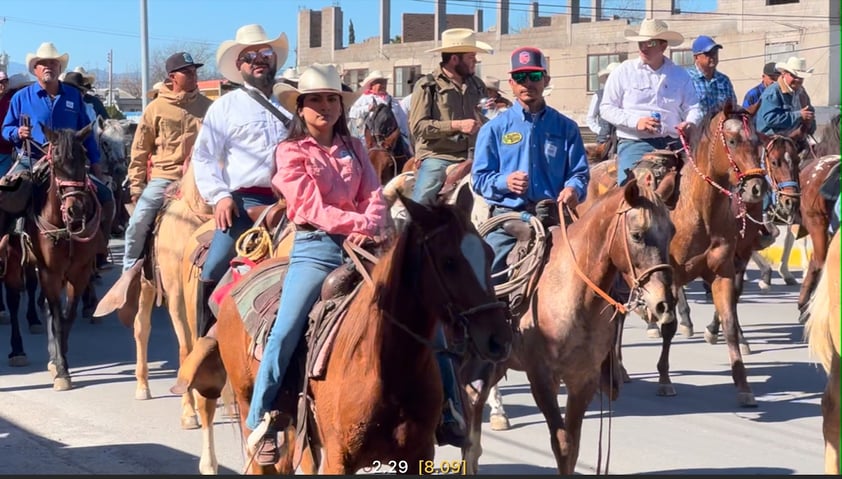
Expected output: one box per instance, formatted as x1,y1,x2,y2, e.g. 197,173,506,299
0,0,716,74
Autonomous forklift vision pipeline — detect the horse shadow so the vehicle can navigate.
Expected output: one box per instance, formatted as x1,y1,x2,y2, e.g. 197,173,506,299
642,466,795,475
0,415,238,474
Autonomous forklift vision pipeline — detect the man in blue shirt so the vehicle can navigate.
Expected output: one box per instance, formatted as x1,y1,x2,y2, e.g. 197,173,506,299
1,42,114,240
473,46,590,287
756,56,816,138
742,62,779,108
687,35,737,116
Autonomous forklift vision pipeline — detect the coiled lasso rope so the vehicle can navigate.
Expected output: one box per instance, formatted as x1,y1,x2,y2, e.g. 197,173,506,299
476,211,548,297
235,227,274,263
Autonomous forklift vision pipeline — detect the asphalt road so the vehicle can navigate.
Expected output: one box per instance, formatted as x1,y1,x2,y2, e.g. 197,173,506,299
0,239,828,474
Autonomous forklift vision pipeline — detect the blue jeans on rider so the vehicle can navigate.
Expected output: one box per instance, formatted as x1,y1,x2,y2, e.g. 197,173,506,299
199,191,276,283
246,230,346,430
484,206,520,287
411,157,459,206
616,137,673,186
831,195,841,235
122,178,173,271
434,324,466,430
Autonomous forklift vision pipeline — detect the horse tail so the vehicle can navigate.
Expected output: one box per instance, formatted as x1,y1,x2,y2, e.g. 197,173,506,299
805,259,840,373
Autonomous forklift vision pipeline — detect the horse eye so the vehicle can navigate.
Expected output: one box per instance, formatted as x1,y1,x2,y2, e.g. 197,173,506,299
631,231,645,243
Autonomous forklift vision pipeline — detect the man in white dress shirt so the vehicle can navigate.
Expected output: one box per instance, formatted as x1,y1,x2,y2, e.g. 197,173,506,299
348,70,412,157
600,18,702,186
191,24,292,336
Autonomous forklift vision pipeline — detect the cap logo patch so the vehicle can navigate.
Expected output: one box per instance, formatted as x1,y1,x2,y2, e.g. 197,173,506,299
519,51,531,65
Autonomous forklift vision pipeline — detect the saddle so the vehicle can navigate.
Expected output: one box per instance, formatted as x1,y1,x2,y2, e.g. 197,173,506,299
591,149,683,209
437,159,474,201
0,159,50,215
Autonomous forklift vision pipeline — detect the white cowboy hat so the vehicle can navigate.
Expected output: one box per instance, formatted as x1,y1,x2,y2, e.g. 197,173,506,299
273,63,359,114
73,66,96,85
216,24,290,84
482,75,501,90
7,73,35,91
426,28,493,54
359,70,391,90
624,18,684,47
598,62,621,79
25,42,70,75
775,56,814,79
280,67,300,82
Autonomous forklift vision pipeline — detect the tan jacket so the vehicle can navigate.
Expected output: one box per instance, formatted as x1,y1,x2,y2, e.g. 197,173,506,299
408,66,487,162
128,84,213,195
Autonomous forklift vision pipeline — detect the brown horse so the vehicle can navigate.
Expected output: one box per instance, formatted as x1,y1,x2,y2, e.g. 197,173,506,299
589,103,768,406
173,189,513,474
26,124,102,390
462,179,676,474
804,230,840,474
679,132,803,353
1,231,43,366
364,103,412,185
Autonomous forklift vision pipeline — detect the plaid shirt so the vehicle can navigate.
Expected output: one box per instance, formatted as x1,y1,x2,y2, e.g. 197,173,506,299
687,66,737,116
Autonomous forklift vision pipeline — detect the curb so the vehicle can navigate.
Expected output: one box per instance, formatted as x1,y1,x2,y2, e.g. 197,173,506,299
756,244,813,269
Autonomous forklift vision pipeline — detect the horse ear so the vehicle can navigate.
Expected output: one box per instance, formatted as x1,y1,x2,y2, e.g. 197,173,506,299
397,192,433,225
757,130,771,146
722,101,734,117
77,121,94,141
622,178,642,208
454,182,474,221
745,100,761,117
40,122,55,143
653,171,678,208
97,115,106,132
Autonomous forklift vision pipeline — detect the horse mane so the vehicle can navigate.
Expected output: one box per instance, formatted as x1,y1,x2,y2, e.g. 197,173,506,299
814,113,841,157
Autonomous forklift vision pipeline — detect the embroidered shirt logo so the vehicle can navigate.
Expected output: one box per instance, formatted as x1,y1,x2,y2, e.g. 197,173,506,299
66,101,74,109
502,132,523,145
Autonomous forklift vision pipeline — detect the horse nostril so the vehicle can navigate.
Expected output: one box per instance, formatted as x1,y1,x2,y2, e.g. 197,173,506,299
656,301,669,316
751,184,761,197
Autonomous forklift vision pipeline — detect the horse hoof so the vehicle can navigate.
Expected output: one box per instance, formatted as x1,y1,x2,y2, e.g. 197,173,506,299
489,413,511,431
737,391,758,408
198,460,219,475
0,311,9,324
783,276,798,286
88,315,102,325
679,323,694,338
181,415,200,430
646,325,662,339
135,388,152,400
53,378,73,391
29,323,44,335
8,354,28,367
47,361,58,379
703,328,718,345
621,367,632,383
740,343,752,355
758,280,771,293
656,384,677,397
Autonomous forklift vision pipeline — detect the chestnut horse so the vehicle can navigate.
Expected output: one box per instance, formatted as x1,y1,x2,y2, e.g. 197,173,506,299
680,132,802,353
589,103,768,406
173,189,513,474
804,230,840,474
462,179,676,474
26,124,102,390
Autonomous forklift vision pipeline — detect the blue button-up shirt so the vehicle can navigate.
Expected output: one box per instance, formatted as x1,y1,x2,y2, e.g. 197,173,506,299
687,66,737,116
755,81,816,136
2,82,100,163
472,101,589,210
742,82,765,108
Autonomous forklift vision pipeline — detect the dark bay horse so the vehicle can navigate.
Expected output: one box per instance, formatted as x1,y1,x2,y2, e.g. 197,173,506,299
2,232,43,366
26,123,102,390
462,179,676,474
172,188,513,474
364,102,412,185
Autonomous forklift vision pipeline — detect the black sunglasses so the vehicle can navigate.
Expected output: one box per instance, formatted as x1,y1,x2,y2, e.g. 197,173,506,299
511,71,545,84
239,47,275,64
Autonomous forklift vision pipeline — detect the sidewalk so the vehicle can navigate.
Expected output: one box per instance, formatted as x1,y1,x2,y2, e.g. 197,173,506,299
755,225,813,270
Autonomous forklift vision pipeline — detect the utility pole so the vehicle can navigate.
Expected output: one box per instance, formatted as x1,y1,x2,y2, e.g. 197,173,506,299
140,0,149,111
107,49,113,107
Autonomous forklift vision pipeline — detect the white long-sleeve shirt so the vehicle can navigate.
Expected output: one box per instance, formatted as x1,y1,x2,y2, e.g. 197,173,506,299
348,93,410,141
585,91,603,136
600,57,702,140
192,85,291,205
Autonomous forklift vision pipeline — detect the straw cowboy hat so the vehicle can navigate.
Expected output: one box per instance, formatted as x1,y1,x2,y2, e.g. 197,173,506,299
598,62,621,79
216,24,289,84
775,56,814,79
281,67,300,82
426,28,493,54
482,75,502,90
273,63,358,114
25,42,70,75
624,18,684,47
359,70,391,90
7,73,35,91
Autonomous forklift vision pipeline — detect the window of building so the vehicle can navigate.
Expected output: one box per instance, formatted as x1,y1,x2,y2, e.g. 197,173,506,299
342,69,368,92
587,53,627,92
670,49,694,68
765,42,797,63
393,65,422,98
766,0,799,5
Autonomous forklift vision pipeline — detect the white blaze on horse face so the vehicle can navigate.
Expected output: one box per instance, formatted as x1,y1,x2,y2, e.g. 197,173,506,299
461,233,489,290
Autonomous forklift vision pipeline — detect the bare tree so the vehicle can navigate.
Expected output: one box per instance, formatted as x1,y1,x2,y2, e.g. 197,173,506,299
117,41,220,98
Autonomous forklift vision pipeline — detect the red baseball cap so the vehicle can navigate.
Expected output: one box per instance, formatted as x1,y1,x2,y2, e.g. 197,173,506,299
509,47,547,73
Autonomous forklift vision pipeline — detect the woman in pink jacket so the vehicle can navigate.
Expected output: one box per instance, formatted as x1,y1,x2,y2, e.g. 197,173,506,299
245,63,388,464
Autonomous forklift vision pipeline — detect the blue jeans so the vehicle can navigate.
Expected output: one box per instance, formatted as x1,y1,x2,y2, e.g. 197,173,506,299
616,137,672,186
199,192,276,282
8,154,113,206
122,178,173,270
412,157,459,206
434,324,464,425
484,207,519,287
246,230,346,430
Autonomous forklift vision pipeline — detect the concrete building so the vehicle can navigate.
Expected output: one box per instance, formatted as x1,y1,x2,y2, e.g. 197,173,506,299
296,0,838,126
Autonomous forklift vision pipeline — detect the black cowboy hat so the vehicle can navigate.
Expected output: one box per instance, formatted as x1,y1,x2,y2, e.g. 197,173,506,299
63,71,90,92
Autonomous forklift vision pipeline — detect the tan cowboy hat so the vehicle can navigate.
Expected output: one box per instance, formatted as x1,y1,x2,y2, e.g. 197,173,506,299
426,28,493,54
624,18,684,47
281,67,300,82
775,56,814,79
359,70,391,90
482,75,501,90
216,24,290,84
7,73,35,91
598,62,621,79
25,42,70,74
273,63,358,114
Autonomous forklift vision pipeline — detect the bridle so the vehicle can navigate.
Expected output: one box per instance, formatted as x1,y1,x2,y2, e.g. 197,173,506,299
762,135,801,225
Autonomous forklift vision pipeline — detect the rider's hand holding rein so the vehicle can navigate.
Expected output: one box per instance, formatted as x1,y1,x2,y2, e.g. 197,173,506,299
557,186,580,211
17,125,31,140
